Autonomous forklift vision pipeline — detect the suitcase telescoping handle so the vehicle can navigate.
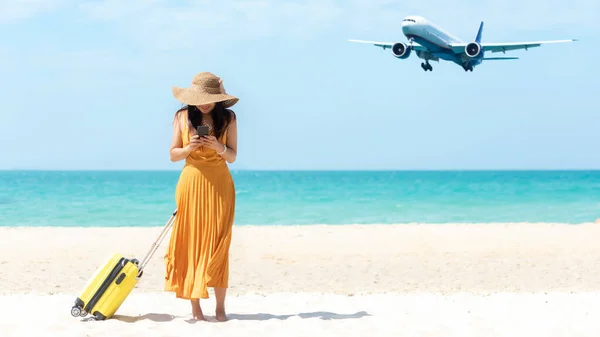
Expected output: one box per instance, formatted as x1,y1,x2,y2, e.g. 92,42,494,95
137,209,177,278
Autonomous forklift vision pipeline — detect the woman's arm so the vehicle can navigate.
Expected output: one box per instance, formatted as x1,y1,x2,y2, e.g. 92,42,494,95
169,112,198,162
219,119,237,163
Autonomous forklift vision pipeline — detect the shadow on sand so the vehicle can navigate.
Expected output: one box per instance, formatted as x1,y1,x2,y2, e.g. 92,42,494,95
228,311,371,321
112,310,370,323
112,313,181,323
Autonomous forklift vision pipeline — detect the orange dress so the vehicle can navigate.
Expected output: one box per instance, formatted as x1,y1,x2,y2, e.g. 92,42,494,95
164,109,236,299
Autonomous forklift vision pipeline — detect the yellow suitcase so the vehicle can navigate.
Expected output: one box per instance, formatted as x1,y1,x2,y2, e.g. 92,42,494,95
70,210,177,321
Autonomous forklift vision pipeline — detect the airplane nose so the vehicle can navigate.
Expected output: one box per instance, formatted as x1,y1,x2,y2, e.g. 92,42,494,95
401,20,411,33
401,19,414,30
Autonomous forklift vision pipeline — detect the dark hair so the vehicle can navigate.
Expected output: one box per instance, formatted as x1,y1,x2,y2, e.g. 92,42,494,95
175,102,236,140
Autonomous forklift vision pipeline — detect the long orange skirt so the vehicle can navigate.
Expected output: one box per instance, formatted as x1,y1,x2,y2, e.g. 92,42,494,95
164,162,236,299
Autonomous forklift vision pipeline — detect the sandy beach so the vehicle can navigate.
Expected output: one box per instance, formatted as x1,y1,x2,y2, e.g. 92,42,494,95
1,223,600,336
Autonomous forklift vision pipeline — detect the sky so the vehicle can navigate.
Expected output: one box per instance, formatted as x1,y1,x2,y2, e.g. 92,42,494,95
0,0,598,171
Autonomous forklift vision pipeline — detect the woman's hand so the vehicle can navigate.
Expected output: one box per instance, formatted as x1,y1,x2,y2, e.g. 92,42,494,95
201,135,226,153
185,135,203,153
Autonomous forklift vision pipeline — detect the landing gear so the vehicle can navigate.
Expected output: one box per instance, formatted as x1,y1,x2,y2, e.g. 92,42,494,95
421,62,432,71
462,64,473,72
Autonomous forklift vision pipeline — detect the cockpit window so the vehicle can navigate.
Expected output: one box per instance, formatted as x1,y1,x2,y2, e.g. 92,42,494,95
403,19,416,23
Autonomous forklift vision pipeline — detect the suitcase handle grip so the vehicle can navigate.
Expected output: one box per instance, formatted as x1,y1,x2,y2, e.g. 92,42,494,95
137,209,177,277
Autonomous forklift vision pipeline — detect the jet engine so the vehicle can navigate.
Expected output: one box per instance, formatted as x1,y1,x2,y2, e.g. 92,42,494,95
465,42,481,58
391,42,411,59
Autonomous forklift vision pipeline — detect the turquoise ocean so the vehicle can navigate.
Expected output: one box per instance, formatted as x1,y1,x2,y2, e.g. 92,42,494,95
0,170,599,227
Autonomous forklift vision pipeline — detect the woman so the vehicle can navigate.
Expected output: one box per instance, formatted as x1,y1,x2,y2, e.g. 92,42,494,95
164,71,238,322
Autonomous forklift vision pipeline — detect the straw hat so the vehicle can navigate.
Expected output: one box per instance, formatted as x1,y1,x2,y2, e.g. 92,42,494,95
172,72,239,108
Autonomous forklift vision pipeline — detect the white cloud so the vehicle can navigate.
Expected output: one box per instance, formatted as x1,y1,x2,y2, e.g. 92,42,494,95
0,0,68,23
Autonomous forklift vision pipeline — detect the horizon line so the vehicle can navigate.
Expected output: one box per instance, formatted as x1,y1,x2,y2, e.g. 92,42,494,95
2,168,600,172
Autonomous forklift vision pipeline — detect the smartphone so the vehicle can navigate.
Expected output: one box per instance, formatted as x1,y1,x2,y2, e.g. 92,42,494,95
196,125,209,137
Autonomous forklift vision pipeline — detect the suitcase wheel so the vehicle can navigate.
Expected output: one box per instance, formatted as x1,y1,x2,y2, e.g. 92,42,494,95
71,306,87,317
71,306,81,317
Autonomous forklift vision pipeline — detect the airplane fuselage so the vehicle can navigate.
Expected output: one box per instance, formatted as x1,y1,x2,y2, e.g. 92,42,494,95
400,16,482,68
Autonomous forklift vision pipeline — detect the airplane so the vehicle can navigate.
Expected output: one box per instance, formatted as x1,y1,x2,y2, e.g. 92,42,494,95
348,15,577,72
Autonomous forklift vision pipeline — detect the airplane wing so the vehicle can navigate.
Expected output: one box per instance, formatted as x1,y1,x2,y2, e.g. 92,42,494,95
483,57,519,60
448,39,576,54
348,39,428,52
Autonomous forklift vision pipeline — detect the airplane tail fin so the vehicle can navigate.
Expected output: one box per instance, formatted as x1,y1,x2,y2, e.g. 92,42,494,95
475,21,484,43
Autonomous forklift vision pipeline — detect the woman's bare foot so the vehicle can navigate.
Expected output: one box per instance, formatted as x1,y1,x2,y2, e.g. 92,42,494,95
215,307,227,322
214,287,228,322
190,299,205,321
